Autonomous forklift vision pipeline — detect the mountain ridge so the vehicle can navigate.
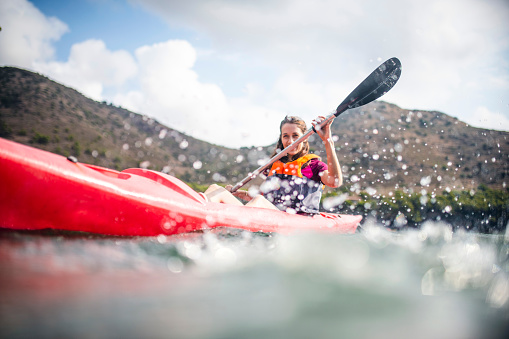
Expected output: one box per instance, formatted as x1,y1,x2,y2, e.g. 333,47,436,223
1,66,508,197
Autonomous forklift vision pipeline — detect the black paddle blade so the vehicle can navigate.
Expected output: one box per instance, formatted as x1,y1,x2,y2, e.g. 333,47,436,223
335,57,402,116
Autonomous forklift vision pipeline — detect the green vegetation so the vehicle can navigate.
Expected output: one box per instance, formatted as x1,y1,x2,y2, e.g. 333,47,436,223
0,120,12,137
324,185,509,233
187,182,209,194
71,141,81,155
0,93,20,108
32,132,50,144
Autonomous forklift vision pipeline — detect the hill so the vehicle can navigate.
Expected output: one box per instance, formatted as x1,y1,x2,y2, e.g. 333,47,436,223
0,66,267,188
1,66,508,198
327,102,509,196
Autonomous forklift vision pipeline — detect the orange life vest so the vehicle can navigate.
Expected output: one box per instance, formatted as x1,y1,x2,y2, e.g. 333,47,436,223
264,154,323,214
268,154,320,178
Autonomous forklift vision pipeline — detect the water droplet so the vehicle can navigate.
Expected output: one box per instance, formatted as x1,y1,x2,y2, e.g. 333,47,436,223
215,247,237,265
323,193,349,210
420,195,428,205
212,173,226,182
159,129,168,139
366,187,377,196
193,161,203,169
394,212,407,227
167,257,184,273
420,176,431,186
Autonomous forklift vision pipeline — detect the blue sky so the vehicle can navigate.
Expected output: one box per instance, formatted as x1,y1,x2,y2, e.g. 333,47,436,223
30,0,194,59
1,0,508,148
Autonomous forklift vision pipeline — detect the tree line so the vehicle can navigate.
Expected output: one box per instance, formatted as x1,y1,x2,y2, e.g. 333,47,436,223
323,184,509,233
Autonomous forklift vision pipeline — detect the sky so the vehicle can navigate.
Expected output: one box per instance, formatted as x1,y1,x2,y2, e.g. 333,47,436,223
0,0,508,148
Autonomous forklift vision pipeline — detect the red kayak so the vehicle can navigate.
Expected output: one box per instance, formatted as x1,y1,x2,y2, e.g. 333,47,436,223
0,138,361,236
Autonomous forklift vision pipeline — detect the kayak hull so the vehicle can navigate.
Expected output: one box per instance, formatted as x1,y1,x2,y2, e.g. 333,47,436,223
0,138,361,236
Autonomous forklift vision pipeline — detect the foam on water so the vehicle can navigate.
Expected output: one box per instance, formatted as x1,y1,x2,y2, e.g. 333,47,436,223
0,221,508,339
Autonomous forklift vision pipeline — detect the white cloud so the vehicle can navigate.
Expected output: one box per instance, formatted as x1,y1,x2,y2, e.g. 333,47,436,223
0,0,285,147
0,0,68,67
134,0,509,133
2,0,509,149
0,1,137,102
123,40,229,135
466,107,509,131
33,39,138,101
264,70,346,120
114,40,284,147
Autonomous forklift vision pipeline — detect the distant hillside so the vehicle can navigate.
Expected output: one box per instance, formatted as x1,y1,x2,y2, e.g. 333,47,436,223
1,66,508,197
0,66,268,188
327,102,509,195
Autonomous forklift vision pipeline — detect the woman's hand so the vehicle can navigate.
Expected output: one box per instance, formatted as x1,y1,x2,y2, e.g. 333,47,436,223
312,115,334,143
311,115,343,188
225,184,240,197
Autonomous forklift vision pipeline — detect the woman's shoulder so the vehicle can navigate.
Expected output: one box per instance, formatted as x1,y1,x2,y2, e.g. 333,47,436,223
302,156,327,174
308,157,327,170
301,156,327,182
308,156,322,163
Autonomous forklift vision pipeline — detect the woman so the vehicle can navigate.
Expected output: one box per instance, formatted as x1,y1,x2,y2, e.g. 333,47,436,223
204,115,343,214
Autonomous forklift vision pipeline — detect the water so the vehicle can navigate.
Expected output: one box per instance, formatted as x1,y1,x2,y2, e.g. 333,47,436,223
0,221,508,339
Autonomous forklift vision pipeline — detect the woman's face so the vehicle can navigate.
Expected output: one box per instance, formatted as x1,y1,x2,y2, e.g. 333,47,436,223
281,123,304,155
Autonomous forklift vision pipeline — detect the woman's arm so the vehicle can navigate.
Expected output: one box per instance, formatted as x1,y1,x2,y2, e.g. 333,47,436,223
312,116,343,188
204,184,278,210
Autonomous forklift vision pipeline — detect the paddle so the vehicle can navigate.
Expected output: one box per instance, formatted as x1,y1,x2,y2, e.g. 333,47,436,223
231,57,402,192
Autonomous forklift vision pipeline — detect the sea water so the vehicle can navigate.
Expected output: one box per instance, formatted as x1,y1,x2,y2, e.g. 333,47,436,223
0,221,508,339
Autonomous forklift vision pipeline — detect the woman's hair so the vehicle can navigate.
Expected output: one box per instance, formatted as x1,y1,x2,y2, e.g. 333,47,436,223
271,115,309,162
